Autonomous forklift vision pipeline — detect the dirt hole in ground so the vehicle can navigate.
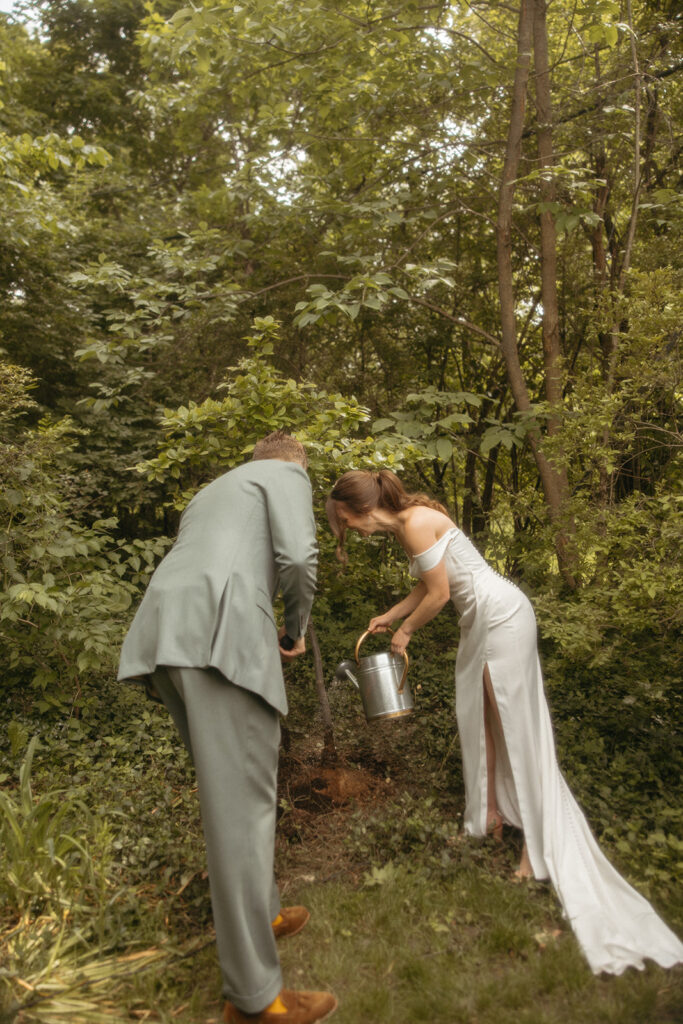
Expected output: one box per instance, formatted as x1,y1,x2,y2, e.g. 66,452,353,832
274,720,427,884
275,748,397,885
280,753,387,811
276,736,398,838
286,763,378,809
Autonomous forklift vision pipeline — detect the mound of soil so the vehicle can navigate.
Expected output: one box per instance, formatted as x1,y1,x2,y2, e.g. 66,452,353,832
274,724,423,886
285,763,379,811
276,759,388,887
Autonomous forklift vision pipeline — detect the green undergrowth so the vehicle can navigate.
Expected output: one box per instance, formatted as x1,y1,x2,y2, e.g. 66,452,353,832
0,673,681,1023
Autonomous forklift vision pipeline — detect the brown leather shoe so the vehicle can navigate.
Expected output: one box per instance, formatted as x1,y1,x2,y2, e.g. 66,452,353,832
223,988,338,1023
272,905,311,939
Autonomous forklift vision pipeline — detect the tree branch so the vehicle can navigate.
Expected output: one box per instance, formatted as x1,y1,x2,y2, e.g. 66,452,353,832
407,296,502,349
521,59,683,138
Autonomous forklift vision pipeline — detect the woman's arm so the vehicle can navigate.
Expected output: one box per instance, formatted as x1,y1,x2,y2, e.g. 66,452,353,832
369,509,454,652
369,582,427,632
390,562,450,655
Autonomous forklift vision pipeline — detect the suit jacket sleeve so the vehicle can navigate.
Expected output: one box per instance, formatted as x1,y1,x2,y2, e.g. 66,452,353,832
265,465,318,639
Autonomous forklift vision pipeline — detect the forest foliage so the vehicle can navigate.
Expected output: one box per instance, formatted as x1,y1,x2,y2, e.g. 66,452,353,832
0,0,681,1015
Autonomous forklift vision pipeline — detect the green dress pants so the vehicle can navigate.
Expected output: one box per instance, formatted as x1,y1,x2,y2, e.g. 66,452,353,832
151,665,283,1014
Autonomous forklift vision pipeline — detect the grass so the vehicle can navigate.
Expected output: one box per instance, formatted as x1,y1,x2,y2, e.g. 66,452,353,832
277,869,682,1024
1,678,682,1024
6,860,679,1024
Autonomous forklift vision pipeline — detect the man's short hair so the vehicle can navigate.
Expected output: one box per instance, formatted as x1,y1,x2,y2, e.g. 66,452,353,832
251,430,308,469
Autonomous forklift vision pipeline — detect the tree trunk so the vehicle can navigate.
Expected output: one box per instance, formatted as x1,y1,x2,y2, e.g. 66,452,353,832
462,446,478,537
307,619,337,764
532,0,577,570
495,0,577,587
597,0,645,507
496,0,535,426
533,0,564,417
480,446,499,527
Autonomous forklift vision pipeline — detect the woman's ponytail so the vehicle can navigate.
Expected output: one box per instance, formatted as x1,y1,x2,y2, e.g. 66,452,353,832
375,469,408,511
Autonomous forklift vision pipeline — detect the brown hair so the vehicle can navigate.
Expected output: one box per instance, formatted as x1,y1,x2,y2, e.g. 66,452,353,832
326,469,448,562
252,430,308,469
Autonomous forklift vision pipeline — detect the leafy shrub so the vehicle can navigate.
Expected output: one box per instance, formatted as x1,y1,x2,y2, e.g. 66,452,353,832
0,362,167,707
0,737,106,918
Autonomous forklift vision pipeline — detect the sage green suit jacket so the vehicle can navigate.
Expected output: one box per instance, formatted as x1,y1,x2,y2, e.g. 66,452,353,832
117,459,318,715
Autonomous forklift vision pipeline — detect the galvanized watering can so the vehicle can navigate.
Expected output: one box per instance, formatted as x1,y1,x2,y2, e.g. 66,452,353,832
335,630,412,722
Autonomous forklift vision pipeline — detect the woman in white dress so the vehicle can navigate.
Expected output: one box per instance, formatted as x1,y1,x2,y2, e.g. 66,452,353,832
326,469,683,976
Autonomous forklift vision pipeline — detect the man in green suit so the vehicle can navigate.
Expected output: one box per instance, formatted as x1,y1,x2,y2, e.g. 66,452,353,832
118,431,337,1024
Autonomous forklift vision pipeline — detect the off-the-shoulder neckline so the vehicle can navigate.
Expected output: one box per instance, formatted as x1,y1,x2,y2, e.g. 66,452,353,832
410,526,459,560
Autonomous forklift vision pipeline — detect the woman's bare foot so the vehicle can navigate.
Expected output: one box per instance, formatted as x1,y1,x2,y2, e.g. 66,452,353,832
514,842,534,880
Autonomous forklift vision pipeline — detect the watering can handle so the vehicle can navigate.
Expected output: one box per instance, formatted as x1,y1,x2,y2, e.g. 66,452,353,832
355,629,410,694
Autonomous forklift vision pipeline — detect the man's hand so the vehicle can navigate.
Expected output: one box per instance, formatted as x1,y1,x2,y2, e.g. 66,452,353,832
278,627,306,661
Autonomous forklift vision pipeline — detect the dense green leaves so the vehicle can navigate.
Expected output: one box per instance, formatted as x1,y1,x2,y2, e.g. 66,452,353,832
0,4,680,981
0,362,164,704
0,0,678,701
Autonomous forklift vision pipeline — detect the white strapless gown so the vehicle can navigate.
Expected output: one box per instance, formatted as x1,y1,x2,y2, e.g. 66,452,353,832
409,527,683,975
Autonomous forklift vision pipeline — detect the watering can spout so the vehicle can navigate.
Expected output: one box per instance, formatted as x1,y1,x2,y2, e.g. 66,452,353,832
334,659,360,689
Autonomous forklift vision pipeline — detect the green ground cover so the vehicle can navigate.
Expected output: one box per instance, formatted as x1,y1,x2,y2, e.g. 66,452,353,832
1,669,681,1024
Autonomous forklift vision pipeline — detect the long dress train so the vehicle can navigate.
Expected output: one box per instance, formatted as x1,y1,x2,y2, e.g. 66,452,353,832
409,527,683,975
